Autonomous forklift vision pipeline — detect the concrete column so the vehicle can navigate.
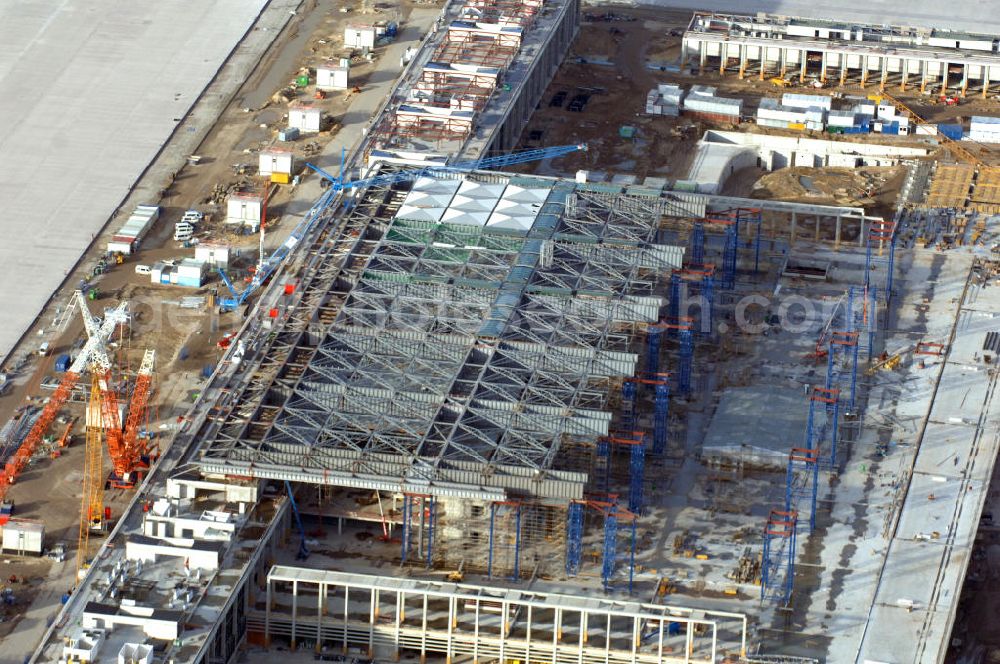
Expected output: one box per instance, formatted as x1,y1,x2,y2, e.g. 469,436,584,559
473,600,481,664
861,56,868,87
800,50,807,83
317,583,325,653
699,48,707,75
984,65,990,98
368,588,376,657
420,595,429,663
739,45,747,79
790,211,797,244
265,578,272,648
446,596,455,664
901,60,908,91
394,592,403,661
719,44,726,75
291,580,298,651
920,60,928,92
879,57,888,91
840,58,847,86
343,587,350,655
942,65,949,94
760,48,767,80
821,52,828,83
961,65,969,96
835,215,842,250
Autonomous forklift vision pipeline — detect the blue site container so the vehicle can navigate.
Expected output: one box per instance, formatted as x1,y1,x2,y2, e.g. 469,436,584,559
202,364,215,378
938,124,964,140
54,354,71,372
883,121,899,135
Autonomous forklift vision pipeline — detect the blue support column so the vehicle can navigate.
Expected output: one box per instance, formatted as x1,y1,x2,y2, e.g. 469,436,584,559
401,495,411,563
785,449,819,531
678,329,693,394
629,443,645,514
647,327,661,374
721,223,737,289
602,510,618,589
761,510,797,605
700,273,715,335
628,518,637,595
653,382,670,454
597,438,610,493
425,497,436,569
691,221,705,266
669,273,681,323
566,502,584,576
622,380,637,431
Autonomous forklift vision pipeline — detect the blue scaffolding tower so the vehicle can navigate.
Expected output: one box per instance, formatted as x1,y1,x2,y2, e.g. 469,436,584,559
691,221,705,265
671,267,715,336
400,494,436,567
846,285,878,361
646,323,663,374
865,217,898,304
601,503,638,592
678,327,693,394
621,379,638,431
565,498,638,593
761,509,798,605
602,432,647,514
654,381,670,454
807,386,841,468
565,501,584,575
624,375,671,454
487,501,522,580
703,215,738,289
785,448,820,531
826,330,859,411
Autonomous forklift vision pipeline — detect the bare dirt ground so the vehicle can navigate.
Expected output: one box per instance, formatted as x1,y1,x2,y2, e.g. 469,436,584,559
0,0,430,643
752,166,905,209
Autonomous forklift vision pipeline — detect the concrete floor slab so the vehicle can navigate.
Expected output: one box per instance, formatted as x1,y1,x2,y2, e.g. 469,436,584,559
640,0,1000,35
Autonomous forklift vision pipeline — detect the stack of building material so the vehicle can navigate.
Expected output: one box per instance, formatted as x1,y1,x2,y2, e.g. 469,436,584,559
684,85,742,122
645,84,683,116
107,205,159,256
970,116,1000,143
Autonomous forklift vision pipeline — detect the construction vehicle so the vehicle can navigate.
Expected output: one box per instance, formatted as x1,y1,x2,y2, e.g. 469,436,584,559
770,77,793,88
865,341,948,375
0,293,128,504
216,143,589,312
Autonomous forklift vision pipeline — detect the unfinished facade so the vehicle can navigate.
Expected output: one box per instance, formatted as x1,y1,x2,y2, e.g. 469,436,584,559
683,12,1000,96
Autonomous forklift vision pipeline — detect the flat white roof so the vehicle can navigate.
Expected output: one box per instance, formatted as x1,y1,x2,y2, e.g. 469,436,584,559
0,0,270,362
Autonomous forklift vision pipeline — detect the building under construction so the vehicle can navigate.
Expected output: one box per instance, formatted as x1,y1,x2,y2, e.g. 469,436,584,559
25,0,1000,663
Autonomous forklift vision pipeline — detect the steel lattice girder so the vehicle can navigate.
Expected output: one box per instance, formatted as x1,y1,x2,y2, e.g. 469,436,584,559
193,171,690,500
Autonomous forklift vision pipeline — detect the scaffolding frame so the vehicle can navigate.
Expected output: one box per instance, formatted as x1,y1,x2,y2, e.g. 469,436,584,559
784,448,819,531
487,500,522,579
826,330,859,411
864,218,897,303
600,432,647,514
807,386,841,468
262,566,751,662
195,171,685,506
761,509,798,606
669,267,715,337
